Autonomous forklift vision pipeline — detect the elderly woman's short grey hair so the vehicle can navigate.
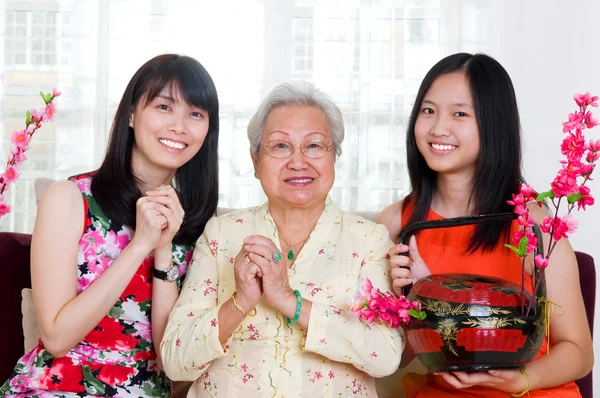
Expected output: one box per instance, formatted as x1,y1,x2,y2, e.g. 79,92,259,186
247,80,344,158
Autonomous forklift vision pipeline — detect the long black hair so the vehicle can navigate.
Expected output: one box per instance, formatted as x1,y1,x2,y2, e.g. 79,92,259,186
402,52,524,252
91,54,219,245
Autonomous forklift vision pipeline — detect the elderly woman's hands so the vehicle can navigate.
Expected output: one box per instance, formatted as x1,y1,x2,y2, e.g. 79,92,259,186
233,244,264,314
244,235,294,313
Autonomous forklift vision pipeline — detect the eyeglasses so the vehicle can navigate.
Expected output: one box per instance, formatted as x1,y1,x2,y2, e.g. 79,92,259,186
262,139,334,159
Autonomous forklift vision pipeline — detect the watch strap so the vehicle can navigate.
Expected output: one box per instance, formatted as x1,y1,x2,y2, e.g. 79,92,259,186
152,264,178,281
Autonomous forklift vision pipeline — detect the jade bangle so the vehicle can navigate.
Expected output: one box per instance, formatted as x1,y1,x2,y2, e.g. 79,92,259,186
286,289,302,327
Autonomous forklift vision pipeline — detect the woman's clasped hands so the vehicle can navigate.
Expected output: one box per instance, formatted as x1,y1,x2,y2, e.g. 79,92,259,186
130,185,185,257
233,235,295,315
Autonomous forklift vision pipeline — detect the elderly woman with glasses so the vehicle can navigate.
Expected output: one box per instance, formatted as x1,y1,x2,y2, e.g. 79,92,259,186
160,81,403,397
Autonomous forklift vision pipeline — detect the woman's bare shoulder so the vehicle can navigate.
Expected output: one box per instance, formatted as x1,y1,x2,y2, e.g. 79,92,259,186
377,201,403,239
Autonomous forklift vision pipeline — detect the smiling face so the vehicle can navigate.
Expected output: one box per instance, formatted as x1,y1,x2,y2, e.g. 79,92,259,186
129,84,210,179
414,72,480,180
252,105,335,210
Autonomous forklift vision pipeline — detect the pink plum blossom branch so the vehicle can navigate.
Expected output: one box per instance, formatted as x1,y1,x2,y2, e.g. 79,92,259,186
349,278,425,328
0,89,60,219
506,92,598,316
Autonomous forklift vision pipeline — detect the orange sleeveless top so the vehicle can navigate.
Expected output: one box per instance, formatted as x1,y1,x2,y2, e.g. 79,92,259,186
401,201,581,398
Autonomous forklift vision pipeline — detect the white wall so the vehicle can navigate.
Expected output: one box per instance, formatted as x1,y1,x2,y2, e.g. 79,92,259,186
485,0,600,388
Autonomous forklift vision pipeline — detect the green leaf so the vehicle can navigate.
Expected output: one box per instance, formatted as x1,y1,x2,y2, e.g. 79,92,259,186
45,93,52,103
518,236,528,256
40,91,48,104
26,110,31,125
408,309,427,320
504,243,523,257
536,190,555,202
567,192,582,204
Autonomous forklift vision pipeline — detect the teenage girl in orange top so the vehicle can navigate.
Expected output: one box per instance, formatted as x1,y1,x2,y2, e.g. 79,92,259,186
377,53,593,397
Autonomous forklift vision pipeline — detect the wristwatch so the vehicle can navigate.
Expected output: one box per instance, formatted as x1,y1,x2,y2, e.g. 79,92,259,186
152,264,179,282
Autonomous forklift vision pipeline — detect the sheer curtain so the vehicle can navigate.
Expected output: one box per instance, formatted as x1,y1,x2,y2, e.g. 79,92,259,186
0,0,490,233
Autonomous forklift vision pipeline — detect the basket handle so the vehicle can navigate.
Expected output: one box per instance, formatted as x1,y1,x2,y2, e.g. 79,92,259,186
398,212,519,245
398,212,519,296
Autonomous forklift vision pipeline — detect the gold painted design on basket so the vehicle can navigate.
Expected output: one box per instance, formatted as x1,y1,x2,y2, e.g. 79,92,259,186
435,319,460,356
462,317,526,329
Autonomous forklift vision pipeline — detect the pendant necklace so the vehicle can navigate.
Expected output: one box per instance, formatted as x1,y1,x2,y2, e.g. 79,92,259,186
278,232,310,261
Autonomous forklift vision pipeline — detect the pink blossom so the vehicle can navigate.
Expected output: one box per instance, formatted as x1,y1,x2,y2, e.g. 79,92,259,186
560,131,587,162
0,198,10,217
574,92,599,108
10,147,28,164
562,112,586,133
507,193,527,215
534,254,549,269
580,163,596,178
3,165,20,184
52,88,62,97
584,111,599,128
517,212,534,228
519,184,535,199
578,185,595,210
562,214,579,235
550,216,570,241
11,130,31,149
45,103,57,121
350,278,421,328
587,139,600,163
361,278,373,296
539,216,553,234
551,167,579,197
512,229,538,254
30,108,48,122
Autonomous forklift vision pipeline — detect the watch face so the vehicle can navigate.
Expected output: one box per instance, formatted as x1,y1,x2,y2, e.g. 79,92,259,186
167,266,179,281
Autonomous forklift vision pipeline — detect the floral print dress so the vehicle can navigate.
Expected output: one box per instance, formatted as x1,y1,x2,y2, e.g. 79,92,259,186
0,173,193,398
161,199,404,397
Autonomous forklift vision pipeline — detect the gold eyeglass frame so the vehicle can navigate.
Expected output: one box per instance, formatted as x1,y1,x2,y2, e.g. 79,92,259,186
261,139,334,159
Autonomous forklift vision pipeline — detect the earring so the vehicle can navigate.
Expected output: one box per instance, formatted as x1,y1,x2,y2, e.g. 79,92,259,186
254,172,257,177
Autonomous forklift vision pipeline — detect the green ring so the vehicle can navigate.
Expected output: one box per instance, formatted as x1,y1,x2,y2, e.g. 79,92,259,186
272,252,282,263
